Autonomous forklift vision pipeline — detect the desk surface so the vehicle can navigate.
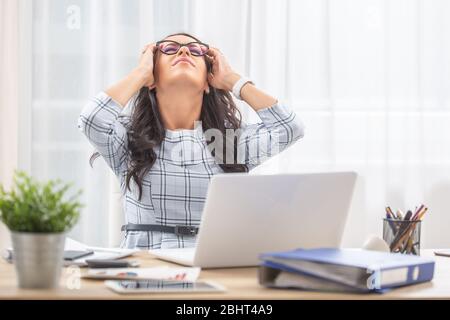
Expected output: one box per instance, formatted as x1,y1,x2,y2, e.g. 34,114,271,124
0,249,449,299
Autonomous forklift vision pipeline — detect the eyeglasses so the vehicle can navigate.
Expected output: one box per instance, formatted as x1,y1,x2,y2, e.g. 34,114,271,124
155,40,209,57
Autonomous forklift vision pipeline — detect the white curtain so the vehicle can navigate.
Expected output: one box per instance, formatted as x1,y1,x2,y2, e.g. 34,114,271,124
22,0,450,248
0,0,20,251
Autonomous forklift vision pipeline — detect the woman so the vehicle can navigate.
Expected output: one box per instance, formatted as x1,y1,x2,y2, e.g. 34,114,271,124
78,32,305,249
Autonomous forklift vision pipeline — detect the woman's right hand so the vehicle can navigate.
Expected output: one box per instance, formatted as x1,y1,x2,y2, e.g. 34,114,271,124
104,43,157,107
137,43,156,88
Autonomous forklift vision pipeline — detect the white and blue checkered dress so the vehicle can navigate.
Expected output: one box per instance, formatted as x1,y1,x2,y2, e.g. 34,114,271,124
78,92,305,249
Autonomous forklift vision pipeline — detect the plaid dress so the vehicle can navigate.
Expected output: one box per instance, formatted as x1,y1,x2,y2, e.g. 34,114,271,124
78,91,304,249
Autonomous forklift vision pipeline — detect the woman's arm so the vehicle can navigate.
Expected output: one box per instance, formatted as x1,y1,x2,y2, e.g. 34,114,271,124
78,92,130,176
237,104,305,170
105,67,152,108
206,47,305,170
77,44,156,176
105,43,156,107
206,48,277,111
220,72,278,111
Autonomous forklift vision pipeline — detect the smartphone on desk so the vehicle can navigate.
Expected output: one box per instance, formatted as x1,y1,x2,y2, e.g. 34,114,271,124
63,250,94,261
105,279,225,294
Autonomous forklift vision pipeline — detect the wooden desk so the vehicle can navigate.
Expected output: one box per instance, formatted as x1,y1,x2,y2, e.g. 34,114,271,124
0,249,449,299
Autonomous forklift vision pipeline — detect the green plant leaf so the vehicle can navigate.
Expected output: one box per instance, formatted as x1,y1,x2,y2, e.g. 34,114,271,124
0,170,82,233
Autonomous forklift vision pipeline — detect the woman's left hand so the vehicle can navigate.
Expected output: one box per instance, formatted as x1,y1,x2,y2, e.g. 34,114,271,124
206,47,241,92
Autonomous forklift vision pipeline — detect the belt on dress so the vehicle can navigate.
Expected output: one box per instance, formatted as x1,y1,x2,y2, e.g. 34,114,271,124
121,223,199,237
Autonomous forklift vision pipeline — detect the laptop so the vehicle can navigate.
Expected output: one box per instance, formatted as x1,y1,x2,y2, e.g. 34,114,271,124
149,172,357,268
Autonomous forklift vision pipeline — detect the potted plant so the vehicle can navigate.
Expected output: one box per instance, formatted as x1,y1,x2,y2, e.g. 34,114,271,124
0,171,82,288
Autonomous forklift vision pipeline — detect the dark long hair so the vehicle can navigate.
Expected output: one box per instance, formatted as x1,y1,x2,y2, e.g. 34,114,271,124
90,33,247,200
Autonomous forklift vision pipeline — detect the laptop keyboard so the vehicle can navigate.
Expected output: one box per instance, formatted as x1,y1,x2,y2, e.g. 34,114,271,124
150,247,195,260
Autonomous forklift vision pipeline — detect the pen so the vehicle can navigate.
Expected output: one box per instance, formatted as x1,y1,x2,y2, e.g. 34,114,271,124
385,207,392,219
396,209,404,220
417,207,428,220
412,204,424,220
386,207,395,219
388,204,429,254
404,210,412,221
413,206,427,221
391,221,419,252
393,208,428,252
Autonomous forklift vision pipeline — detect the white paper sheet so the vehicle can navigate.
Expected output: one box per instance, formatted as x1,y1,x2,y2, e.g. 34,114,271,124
82,267,201,282
3,237,140,267
64,237,140,267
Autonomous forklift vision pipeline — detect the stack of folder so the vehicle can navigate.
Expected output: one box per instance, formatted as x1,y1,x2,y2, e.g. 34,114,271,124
259,248,435,293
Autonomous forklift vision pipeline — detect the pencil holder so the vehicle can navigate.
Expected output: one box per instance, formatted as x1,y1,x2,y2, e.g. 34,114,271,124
382,219,421,255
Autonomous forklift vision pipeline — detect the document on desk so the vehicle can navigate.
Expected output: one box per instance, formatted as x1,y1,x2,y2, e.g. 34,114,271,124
63,238,140,267
82,267,201,282
259,248,435,292
3,237,139,267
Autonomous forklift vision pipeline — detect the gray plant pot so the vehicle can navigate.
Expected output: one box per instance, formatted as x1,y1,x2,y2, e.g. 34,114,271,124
11,232,66,289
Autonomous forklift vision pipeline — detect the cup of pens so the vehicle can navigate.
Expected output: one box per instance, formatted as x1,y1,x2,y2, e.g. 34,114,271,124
383,205,428,256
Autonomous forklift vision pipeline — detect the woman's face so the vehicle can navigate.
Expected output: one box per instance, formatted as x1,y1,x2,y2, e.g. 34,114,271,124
153,35,209,93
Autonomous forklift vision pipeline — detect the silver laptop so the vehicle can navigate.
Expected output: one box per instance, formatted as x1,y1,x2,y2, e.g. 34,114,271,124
149,172,357,268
